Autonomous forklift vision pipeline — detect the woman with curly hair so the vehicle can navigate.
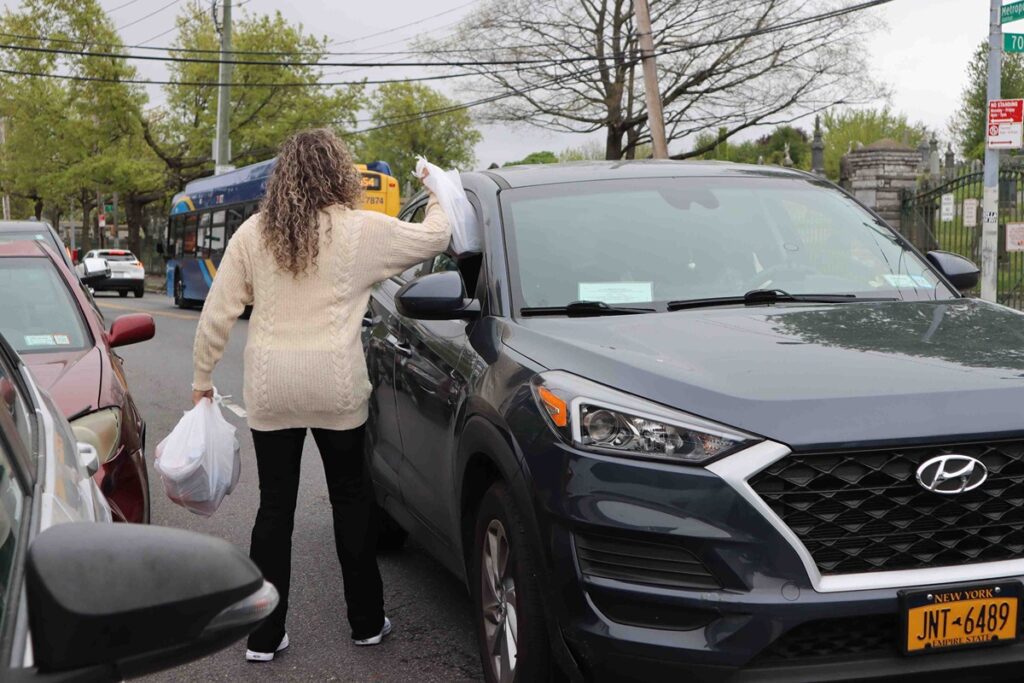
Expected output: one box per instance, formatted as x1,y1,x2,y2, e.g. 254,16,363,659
190,128,450,661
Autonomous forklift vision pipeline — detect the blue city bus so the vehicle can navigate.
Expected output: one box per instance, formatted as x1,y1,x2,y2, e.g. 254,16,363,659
165,158,398,308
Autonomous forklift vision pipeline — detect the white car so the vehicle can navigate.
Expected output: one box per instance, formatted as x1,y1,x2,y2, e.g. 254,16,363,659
75,249,146,298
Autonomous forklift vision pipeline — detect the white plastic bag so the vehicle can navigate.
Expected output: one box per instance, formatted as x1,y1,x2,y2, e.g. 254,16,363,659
415,155,481,254
154,394,240,517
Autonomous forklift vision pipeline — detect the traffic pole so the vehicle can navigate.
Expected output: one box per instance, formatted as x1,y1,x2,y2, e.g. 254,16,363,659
633,0,668,159
214,0,233,175
982,0,1002,302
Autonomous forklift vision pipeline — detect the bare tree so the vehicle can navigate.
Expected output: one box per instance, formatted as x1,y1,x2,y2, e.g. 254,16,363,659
420,0,883,159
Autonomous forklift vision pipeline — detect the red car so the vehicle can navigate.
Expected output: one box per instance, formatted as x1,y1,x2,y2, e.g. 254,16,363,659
0,240,154,522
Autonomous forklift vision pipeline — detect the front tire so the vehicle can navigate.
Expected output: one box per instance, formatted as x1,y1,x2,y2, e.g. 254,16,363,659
134,287,144,298
472,482,550,683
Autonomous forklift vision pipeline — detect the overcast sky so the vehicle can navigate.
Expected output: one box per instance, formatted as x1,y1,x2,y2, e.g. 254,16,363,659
0,0,994,165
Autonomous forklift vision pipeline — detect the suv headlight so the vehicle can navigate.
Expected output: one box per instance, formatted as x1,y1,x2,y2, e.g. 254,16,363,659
530,371,758,465
70,407,122,465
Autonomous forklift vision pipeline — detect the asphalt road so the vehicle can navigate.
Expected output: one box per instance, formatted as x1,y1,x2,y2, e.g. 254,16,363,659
95,292,482,682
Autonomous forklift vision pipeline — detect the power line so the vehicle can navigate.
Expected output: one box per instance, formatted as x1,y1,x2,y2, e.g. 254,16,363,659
0,61,563,88
0,37,601,68
115,0,183,32
350,0,898,133
0,0,894,102
107,0,145,13
0,29,568,59
327,0,478,47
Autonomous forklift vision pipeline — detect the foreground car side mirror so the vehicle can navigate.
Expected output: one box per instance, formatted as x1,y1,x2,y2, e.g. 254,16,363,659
79,257,109,286
927,250,980,292
396,271,480,320
21,523,277,680
108,313,155,348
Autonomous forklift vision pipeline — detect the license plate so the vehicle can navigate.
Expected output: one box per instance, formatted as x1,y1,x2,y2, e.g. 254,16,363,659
901,582,1020,655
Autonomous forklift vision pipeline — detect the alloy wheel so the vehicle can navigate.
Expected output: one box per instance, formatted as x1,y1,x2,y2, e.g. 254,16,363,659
480,519,518,683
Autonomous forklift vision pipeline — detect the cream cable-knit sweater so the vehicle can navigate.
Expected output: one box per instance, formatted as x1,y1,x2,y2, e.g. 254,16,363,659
192,199,451,431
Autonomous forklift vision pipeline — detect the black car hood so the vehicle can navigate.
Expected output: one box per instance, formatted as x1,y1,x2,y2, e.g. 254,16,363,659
504,299,1024,449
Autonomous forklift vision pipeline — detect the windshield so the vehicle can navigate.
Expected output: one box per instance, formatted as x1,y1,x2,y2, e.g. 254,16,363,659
502,177,955,310
0,258,90,353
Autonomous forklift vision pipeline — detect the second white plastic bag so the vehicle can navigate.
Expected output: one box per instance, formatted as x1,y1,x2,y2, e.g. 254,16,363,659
415,155,480,254
154,395,240,517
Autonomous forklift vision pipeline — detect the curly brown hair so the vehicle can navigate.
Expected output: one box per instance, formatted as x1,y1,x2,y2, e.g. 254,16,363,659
259,128,364,276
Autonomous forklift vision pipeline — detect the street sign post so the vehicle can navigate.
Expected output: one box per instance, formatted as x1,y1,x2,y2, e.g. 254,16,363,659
988,99,1024,149
1004,0,1024,24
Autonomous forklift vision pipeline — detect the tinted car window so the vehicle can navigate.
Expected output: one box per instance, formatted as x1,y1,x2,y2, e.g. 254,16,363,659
0,439,26,626
0,258,90,353
502,177,954,308
0,360,31,450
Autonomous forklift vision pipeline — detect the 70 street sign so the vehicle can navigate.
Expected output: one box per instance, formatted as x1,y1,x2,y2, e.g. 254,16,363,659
1005,0,1024,24
1007,33,1024,52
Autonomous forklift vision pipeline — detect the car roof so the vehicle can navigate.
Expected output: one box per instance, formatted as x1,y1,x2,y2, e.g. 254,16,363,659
476,159,816,189
0,220,55,233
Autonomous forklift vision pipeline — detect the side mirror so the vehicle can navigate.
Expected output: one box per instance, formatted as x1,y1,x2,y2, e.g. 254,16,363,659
396,271,480,320
24,523,277,678
108,313,155,348
927,250,980,292
80,257,109,286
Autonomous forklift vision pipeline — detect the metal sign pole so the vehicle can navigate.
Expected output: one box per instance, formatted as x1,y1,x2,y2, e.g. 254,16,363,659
982,0,1002,302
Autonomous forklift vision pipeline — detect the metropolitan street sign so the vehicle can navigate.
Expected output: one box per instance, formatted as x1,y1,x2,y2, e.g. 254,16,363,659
1004,0,1024,25
1007,33,1024,52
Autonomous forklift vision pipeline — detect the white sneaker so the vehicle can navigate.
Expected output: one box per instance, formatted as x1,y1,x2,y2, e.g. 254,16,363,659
246,633,289,662
353,617,393,646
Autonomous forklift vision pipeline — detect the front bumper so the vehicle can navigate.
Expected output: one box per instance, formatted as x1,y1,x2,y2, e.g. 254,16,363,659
522,435,1024,682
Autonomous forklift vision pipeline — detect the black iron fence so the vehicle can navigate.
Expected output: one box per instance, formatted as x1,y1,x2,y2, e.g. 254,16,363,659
900,169,1024,310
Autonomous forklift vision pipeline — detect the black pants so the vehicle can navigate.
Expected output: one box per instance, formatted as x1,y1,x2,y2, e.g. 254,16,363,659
247,425,384,651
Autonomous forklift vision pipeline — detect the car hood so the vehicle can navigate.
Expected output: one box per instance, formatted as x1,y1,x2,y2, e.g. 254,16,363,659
504,299,1024,449
22,348,102,417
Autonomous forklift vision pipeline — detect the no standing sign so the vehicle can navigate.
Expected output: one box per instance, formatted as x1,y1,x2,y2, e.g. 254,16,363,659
988,99,1024,149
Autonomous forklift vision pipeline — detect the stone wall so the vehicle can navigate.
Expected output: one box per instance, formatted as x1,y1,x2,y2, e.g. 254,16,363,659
840,139,920,234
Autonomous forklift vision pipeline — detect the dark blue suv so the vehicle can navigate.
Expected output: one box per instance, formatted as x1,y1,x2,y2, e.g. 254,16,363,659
364,161,1024,682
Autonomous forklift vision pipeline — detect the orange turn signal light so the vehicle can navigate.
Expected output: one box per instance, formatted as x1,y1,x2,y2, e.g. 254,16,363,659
537,387,568,428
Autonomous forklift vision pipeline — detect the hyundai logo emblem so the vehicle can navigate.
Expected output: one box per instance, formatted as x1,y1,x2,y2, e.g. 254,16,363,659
915,455,988,495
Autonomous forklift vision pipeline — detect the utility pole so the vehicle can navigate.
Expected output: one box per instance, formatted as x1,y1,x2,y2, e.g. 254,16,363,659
982,0,1002,302
633,0,668,159
0,118,9,220
214,0,234,175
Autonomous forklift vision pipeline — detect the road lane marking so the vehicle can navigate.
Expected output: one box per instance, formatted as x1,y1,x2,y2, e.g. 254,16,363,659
98,301,199,321
221,398,247,419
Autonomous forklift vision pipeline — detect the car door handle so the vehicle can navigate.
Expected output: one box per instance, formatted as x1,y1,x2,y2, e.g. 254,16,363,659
362,313,380,328
384,333,413,357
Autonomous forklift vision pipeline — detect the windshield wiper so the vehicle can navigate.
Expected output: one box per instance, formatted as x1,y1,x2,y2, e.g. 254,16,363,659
520,300,656,317
667,289,897,311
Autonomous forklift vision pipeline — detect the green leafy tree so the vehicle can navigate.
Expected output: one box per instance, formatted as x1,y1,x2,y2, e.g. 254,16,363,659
505,151,558,166
359,82,481,183
952,42,1024,161
692,125,810,169
824,107,928,179
0,0,162,252
143,2,364,189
